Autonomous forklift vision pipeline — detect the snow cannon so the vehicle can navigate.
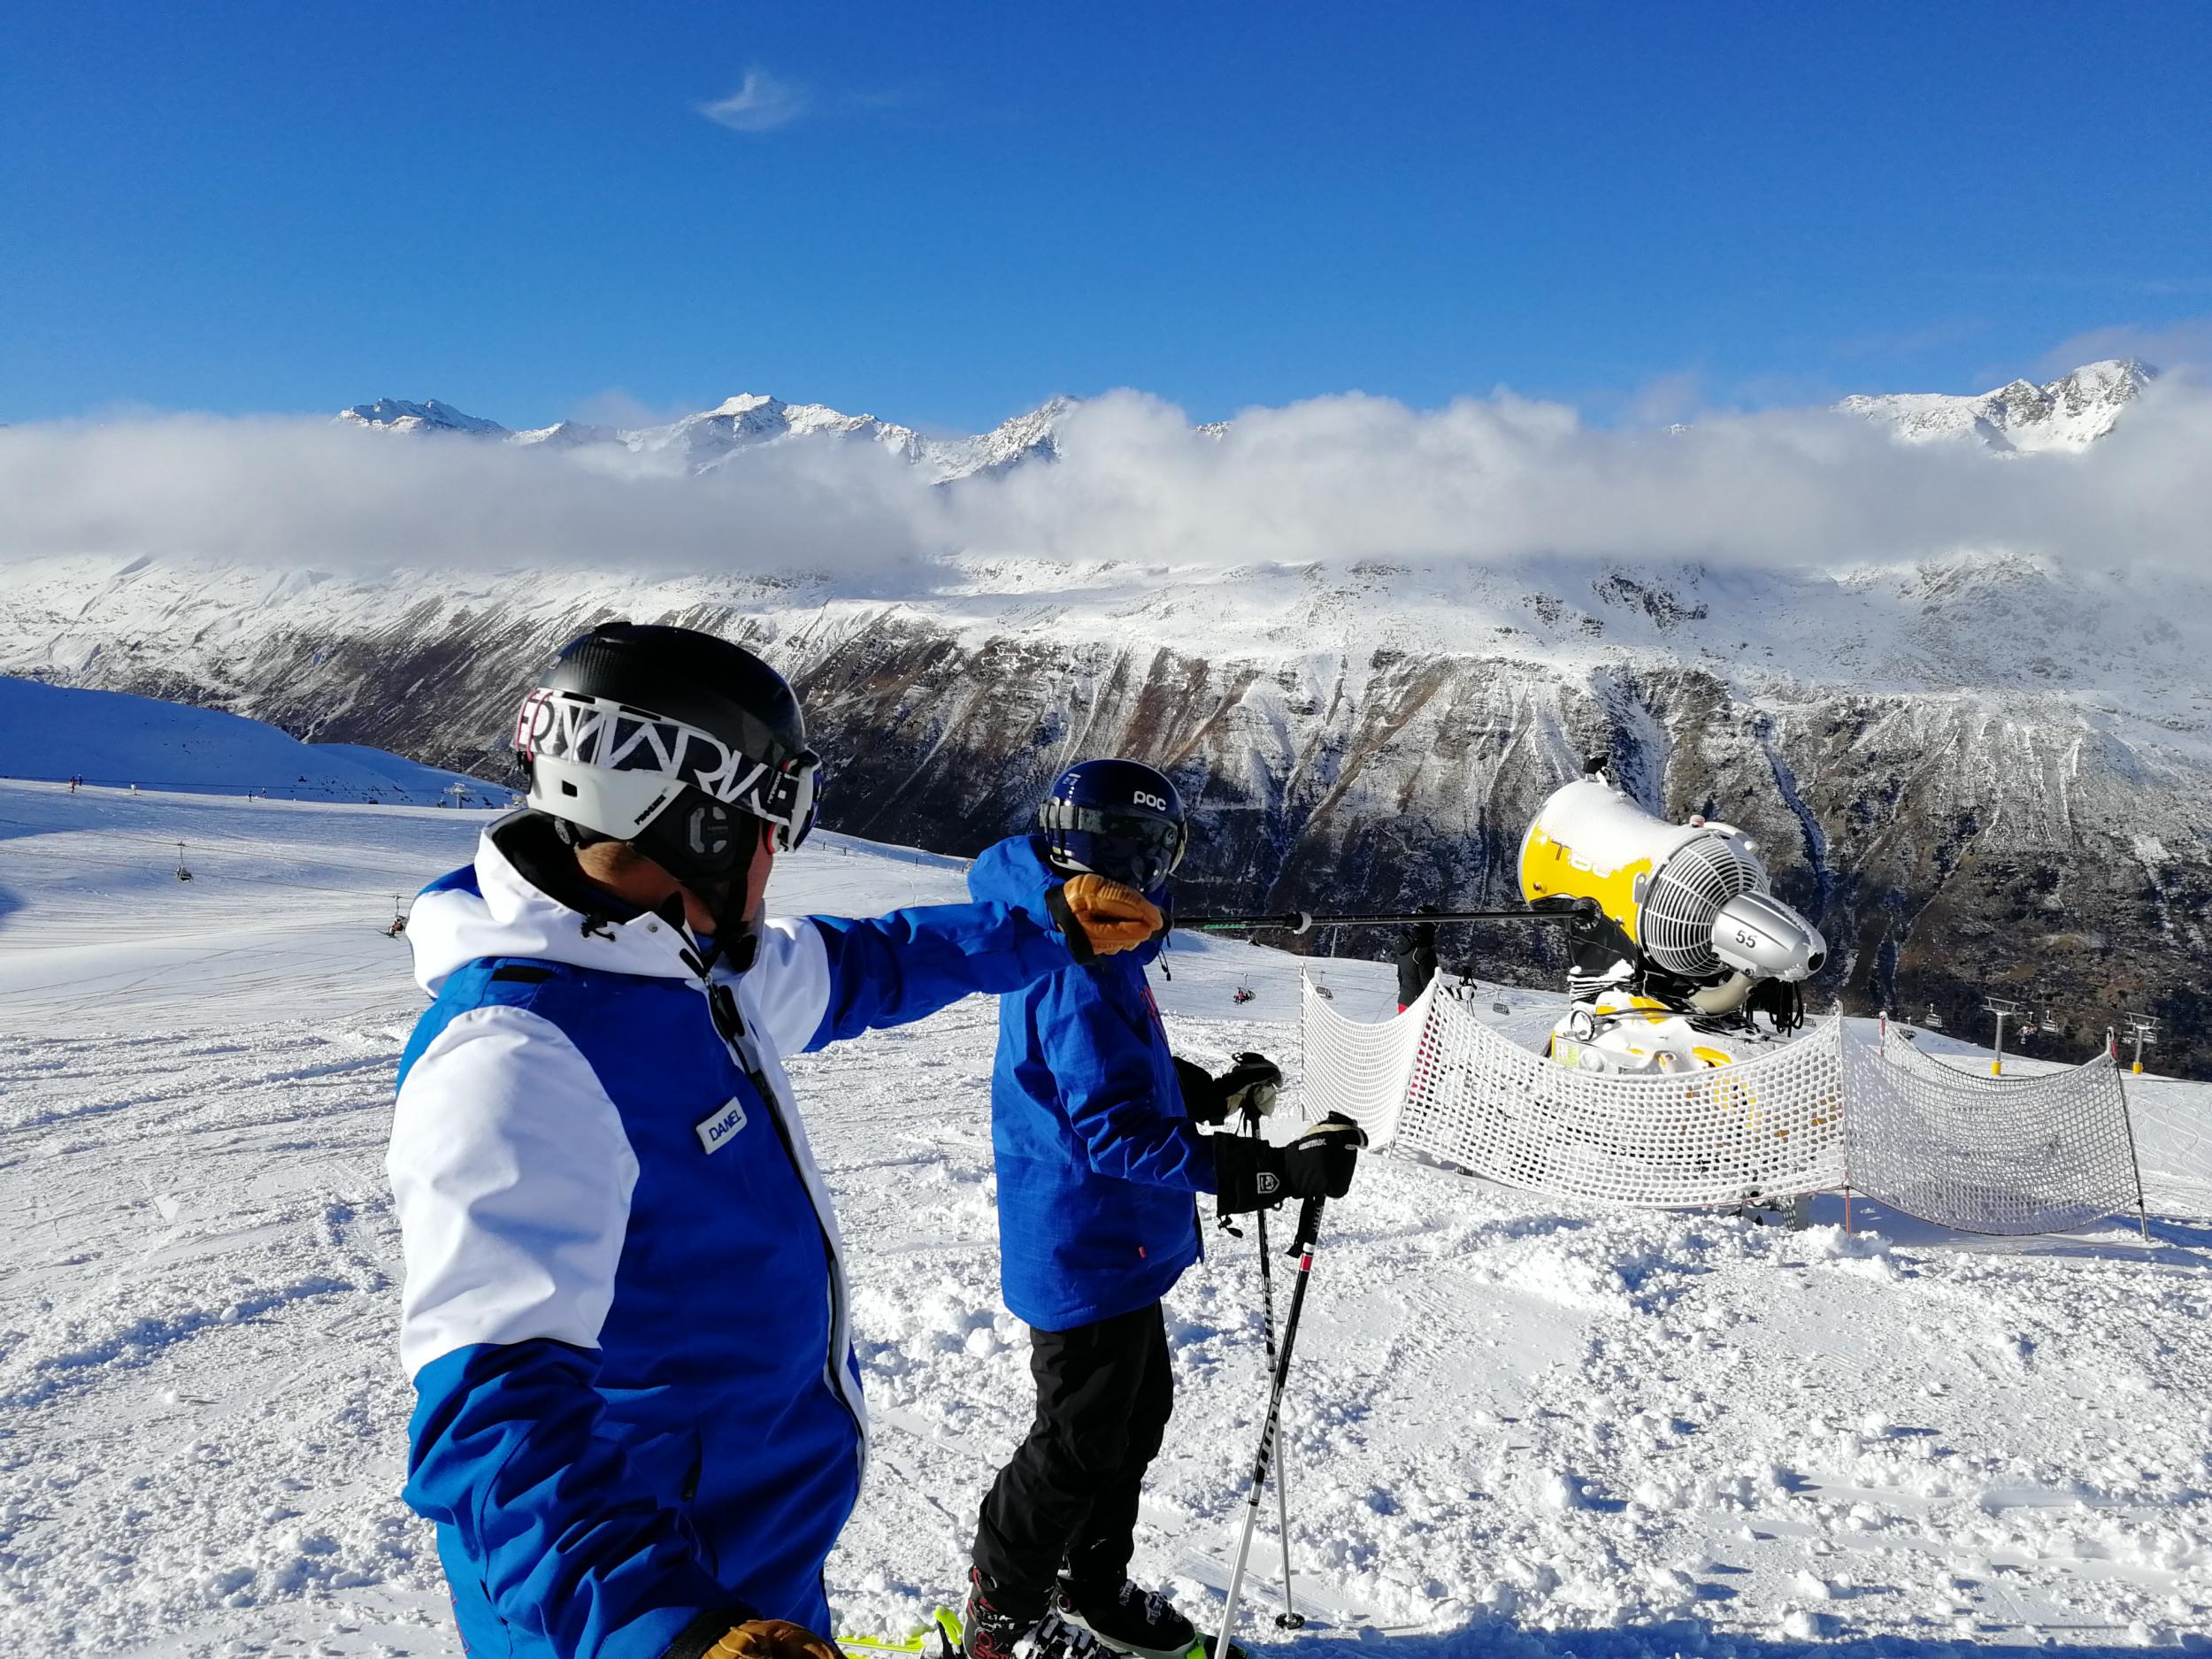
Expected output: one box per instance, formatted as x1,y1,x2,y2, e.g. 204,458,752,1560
1519,776,1826,987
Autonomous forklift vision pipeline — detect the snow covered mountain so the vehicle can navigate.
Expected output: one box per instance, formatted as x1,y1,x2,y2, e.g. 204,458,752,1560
336,397,510,438
340,391,1066,481
339,362,2153,481
5,541,2207,1078
6,358,2200,1069
1839,358,2153,453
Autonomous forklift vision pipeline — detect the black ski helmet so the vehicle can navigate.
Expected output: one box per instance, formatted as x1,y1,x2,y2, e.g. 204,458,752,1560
513,622,822,894
1037,757,1187,890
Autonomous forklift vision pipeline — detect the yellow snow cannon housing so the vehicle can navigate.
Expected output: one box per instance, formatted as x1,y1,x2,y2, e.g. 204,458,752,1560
1517,777,1826,985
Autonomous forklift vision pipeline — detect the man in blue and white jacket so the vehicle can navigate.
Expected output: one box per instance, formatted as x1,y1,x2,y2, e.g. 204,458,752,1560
388,625,1164,1659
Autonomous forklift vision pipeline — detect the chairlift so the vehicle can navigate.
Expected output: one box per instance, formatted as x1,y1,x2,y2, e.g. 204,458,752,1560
1924,1004,1944,1029
380,893,411,939
173,842,194,882
1491,1000,1512,1016
1232,985,1255,1006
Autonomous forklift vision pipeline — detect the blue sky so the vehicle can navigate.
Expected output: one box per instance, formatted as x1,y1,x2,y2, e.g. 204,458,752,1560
4,3,2208,431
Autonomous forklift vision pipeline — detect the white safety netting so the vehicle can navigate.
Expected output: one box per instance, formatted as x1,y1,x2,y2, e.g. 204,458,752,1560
1294,976,1434,1148
1294,978,2151,1233
1841,1024,2145,1235
1300,978,1845,1206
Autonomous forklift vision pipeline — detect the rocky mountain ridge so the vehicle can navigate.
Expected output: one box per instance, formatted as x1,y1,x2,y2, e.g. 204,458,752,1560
338,357,2156,480
1838,359,2153,453
338,390,1067,482
4,539,2205,1077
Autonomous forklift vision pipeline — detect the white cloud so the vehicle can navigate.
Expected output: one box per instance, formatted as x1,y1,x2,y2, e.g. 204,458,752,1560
2,373,2208,586
699,68,810,134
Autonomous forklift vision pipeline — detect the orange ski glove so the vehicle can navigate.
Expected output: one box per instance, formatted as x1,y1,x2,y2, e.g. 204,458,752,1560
1048,874,1166,962
695,1619,843,1659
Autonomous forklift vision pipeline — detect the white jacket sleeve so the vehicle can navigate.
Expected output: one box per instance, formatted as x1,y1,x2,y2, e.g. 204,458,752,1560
739,917,833,1058
387,1005,640,1379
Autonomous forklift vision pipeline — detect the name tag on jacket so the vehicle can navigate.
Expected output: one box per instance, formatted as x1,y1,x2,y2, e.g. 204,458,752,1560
695,1098,749,1154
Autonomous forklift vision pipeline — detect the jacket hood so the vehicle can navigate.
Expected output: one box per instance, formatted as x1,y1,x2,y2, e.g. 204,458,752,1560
409,811,709,997
967,833,1060,911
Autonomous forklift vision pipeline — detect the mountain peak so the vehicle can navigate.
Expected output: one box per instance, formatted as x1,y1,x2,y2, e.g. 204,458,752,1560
1837,359,2155,453
706,393,783,418
336,398,508,436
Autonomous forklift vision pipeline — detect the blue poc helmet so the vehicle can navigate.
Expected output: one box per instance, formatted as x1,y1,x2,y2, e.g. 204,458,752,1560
1037,758,1188,891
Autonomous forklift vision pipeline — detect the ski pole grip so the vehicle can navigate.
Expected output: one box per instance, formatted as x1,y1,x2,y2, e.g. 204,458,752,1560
1287,1195,1325,1256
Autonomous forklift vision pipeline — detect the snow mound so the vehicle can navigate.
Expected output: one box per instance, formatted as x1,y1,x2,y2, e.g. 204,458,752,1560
0,676,503,805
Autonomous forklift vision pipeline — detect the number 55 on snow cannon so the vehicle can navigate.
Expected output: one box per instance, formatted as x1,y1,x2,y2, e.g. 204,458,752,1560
1520,771,1827,1076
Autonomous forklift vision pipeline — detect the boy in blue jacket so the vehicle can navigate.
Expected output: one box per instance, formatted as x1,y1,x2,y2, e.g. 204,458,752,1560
962,760,1366,1659
388,626,1164,1659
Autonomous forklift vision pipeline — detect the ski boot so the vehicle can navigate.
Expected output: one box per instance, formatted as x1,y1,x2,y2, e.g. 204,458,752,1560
1732,1192,1813,1230
1052,1578,1241,1659
960,1571,1097,1659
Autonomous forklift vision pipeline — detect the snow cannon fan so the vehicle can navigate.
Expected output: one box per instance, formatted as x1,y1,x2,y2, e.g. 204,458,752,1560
1518,776,1826,995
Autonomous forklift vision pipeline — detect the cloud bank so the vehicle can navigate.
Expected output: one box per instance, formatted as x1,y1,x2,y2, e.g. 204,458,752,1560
1,377,2207,584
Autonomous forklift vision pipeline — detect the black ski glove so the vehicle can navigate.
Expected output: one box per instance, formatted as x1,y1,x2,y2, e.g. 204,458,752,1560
1215,1051,1283,1118
1210,1112,1367,1215
1178,1052,1285,1127
1174,1057,1226,1125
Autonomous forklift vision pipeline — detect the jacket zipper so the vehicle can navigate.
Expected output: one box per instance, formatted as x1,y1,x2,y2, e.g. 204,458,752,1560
705,982,866,1474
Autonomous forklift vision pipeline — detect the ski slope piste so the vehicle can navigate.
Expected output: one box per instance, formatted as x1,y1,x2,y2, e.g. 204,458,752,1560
5,695,2212,1655
0,673,506,805
1296,772,2195,1235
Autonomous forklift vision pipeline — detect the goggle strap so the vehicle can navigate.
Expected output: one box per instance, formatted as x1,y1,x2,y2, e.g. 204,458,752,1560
518,687,818,845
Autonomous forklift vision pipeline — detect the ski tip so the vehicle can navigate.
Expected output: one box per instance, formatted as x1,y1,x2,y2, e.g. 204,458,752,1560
838,1637,926,1657
840,1610,962,1659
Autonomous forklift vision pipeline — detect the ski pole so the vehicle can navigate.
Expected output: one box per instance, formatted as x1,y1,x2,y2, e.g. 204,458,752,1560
1182,901,1594,936
1216,1195,1327,1659
1246,1118,1303,1631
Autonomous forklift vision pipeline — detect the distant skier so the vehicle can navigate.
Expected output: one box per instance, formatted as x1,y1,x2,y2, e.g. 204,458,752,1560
961,759,1367,1659
1393,917,1438,1012
387,624,1164,1659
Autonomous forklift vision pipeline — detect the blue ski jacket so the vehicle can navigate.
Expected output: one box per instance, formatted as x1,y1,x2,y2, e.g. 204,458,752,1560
968,835,1216,1332
388,816,1079,1659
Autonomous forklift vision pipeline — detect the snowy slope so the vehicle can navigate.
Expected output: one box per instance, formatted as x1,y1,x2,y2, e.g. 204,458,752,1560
0,676,506,805
3,780,2208,1657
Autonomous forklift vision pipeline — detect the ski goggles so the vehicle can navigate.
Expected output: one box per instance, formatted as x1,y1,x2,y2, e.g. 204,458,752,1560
1039,800,1187,876
515,687,821,849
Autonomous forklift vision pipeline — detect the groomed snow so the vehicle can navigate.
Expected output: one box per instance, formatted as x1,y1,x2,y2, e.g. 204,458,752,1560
3,781,2208,1658
0,676,505,807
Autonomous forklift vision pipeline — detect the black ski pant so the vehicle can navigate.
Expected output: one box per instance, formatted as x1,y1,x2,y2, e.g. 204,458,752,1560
972,1301,1174,1617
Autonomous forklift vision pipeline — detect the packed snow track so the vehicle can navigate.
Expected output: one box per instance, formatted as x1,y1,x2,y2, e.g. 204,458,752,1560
3,782,2208,1657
